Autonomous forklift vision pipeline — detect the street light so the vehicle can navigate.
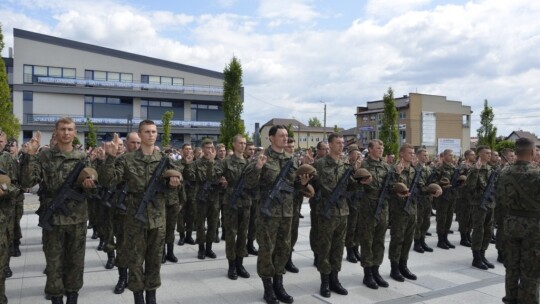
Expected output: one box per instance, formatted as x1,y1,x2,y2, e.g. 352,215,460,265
319,100,327,141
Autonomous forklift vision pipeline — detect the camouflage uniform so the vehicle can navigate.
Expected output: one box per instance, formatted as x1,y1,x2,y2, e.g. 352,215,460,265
494,163,509,259
0,152,22,272
456,165,473,237
345,180,362,250
358,157,391,268
466,164,495,252
414,164,433,241
176,158,197,239
20,147,89,297
434,162,458,235
101,149,178,293
312,156,350,275
0,174,17,304
193,157,222,245
496,160,540,304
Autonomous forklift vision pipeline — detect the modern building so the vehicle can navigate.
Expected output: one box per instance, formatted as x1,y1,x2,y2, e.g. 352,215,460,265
355,93,472,156
5,28,228,147
259,118,341,149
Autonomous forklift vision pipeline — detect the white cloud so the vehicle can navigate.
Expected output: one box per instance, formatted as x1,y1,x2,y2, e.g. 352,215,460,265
365,0,431,20
258,0,320,24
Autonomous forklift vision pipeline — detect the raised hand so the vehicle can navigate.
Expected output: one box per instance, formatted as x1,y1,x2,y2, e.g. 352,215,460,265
26,130,41,155
256,154,267,169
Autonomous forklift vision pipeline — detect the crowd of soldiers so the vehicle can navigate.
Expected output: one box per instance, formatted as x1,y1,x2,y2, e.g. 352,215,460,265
0,118,539,304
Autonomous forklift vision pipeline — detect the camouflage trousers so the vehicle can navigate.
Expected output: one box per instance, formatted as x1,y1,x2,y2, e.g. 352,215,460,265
125,220,165,292
13,200,24,241
247,199,259,242
345,206,360,247
0,221,7,304
435,197,455,234
309,201,319,256
415,198,432,240
457,201,472,233
358,201,388,268
196,200,219,244
176,195,196,235
316,215,347,274
389,209,416,262
495,204,507,254
291,193,303,249
503,215,540,304
224,205,250,260
256,216,292,278
165,203,180,244
102,207,115,253
43,222,87,296
471,206,494,251
108,213,127,268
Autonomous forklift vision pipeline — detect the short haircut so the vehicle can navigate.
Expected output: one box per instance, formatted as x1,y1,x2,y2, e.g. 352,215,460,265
269,125,286,137
515,138,535,156
55,117,75,130
327,133,342,143
443,149,453,156
316,141,326,150
201,138,214,147
476,145,490,154
368,139,383,149
464,149,473,158
233,134,245,143
246,141,254,147
216,143,226,150
416,148,426,155
399,143,414,153
501,148,514,157
287,137,295,144
138,120,156,132
181,143,192,149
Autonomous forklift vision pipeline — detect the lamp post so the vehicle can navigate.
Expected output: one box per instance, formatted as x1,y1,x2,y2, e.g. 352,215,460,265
319,100,327,141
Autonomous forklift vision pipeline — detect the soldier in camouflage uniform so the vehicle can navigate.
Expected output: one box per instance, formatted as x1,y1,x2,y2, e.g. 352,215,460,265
193,139,223,259
496,138,540,304
466,145,497,270
21,118,97,304
221,135,252,280
456,150,475,248
310,141,329,265
0,168,17,304
176,143,197,246
244,125,310,304
245,142,260,256
4,139,24,259
311,134,351,298
285,137,301,273
413,148,435,253
358,139,391,290
434,149,458,250
215,143,227,243
345,144,363,264
102,120,182,304
495,148,515,263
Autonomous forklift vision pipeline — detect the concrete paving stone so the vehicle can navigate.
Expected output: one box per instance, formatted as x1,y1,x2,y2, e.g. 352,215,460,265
421,290,501,304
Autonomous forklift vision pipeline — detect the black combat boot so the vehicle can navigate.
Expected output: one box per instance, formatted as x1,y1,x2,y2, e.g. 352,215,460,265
161,246,167,264
145,290,156,304
466,231,472,244
320,273,330,298
133,291,145,304
214,228,220,243
390,261,405,282
346,247,358,263
437,233,449,250
91,227,98,239
228,259,238,280
197,244,206,260
420,237,433,252
13,240,21,257
329,271,348,295
51,296,64,304
262,278,278,304
372,266,389,287
413,239,424,253
97,238,105,251
460,232,471,247
5,266,12,278
285,252,299,273
236,257,250,278
480,250,495,269
497,250,505,263
185,231,196,245
177,233,185,246
313,253,318,267
114,267,128,294
353,246,361,261
105,251,115,269
247,239,258,256
221,229,226,241
65,292,78,304
362,266,378,289
273,275,293,303
205,242,216,258
166,242,178,263
398,260,417,280
445,233,455,249
472,250,488,270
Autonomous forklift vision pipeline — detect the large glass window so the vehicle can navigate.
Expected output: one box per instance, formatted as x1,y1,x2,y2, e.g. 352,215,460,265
23,65,77,83
85,70,133,82
141,74,184,86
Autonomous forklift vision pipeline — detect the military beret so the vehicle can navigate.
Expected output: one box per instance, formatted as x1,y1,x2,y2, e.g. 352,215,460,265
347,144,359,153
77,167,98,186
439,177,451,187
163,169,183,182
393,182,409,195
353,168,371,180
297,164,316,176
300,184,315,198
426,183,442,194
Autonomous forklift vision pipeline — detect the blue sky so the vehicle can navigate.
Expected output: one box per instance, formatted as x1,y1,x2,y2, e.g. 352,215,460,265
2,0,540,138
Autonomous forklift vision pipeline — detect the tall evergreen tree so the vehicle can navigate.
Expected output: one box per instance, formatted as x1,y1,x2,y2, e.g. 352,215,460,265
477,99,497,149
161,110,174,148
85,117,98,148
0,24,21,139
220,56,245,150
380,87,399,156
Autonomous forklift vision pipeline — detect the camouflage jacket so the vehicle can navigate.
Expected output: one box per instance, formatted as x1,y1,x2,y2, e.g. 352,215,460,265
311,155,351,217
192,157,223,204
0,151,23,203
435,161,458,201
361,157,392,202
221,154,252,209
388,163,416,215
101,149,179,229
414,164,433,204
466,163,495,207
21,147,90,225
496,160,540,214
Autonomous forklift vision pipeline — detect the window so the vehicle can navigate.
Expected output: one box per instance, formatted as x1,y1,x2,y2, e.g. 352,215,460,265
94,71,107,81
108,72,120,82
24,65,77,83
141,74,184,86
399,112,406,119
121,73,133,83
23,91,33,101
85,70,133,82
49,67,62,77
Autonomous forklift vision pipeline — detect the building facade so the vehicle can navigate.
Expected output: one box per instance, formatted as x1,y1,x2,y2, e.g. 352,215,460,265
6,28,227,147
355,93,472,156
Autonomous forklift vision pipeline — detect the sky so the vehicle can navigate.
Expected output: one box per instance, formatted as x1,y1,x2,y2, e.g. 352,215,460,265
2,0,540,138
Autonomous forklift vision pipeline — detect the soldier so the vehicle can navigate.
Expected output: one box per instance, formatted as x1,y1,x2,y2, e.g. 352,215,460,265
221,134,252,280
358,139,390,290
285,137,301,273
413,148,437,253
21,118,97,304
0,168,17,304
310,141,328,265
466,145,496,270
495,148,515,263
434,149,458,250
311,133,354,297
244,125,310,304
496,138,540,304
102,120,182,304
215,143,227,243
4,139,24,260
456,150,475,247
193,139,223,259
176,143,196,246
245,141,259,256
345,144,363,263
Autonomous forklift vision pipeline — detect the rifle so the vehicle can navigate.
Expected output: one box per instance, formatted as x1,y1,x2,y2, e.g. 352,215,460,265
322,167,353,219
39,160,87,231
479,169,498,211
374,171,392,222
196,180,218,203
347,190,364,211
442,166,461,199
116,182,128,211
403,166,422,214
261,159,294,218
99,186,114,208
134,156,170,223
229,175,245,211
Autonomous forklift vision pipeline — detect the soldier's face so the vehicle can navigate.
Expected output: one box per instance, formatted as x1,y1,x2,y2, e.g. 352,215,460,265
182,145,193,158
270,128,288,149
467,152,476,162
479,149,492,162
369,142,384,159
233,138,247,154
317,143,329,158
138,124,158,147
217,147,227,159
56,122,76,145
329,137,344,156
400,148,415,163
0,135,6,151
203,143,215,158
285,142,295,154
126,135,141,152
418,151,428,163
245,145,255,157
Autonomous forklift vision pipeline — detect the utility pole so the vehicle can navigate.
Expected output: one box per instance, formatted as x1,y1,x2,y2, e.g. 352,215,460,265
320,100,327,141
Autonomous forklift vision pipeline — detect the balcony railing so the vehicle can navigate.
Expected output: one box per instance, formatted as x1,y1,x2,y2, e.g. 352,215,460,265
25,114,221,128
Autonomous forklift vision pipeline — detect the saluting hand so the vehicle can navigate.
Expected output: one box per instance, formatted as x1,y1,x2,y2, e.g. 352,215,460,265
256,154,267,169
104,140,118,156
26,130,41,155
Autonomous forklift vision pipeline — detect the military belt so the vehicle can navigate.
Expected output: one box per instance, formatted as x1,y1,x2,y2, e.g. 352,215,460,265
508,209,540,219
